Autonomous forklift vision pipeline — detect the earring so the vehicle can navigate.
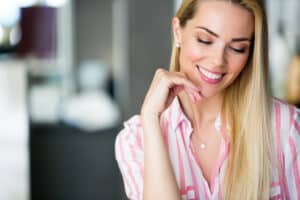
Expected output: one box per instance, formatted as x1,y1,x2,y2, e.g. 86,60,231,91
176,43,180,48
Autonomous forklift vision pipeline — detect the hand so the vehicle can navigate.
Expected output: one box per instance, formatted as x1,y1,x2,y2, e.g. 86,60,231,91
141,68,202,118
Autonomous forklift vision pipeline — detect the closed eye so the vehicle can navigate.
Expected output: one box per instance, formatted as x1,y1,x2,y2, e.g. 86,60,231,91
197,38,212,45
230,47,246,54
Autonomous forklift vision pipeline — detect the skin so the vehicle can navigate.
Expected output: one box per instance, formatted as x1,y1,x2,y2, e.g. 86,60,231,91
141,1,254,199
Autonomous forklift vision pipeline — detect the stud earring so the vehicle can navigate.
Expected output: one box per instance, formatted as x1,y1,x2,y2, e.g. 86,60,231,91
176,43,180,48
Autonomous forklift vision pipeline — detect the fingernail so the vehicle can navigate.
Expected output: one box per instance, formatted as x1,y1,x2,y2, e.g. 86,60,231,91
188,93,196,102
195,94,202,101
189,86,198,93
193,91,202,101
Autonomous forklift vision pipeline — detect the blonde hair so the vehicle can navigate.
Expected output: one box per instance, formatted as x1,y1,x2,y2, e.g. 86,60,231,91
170,0,272,199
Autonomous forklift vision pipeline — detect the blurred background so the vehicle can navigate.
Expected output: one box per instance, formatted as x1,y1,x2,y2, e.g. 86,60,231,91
0,0,299,199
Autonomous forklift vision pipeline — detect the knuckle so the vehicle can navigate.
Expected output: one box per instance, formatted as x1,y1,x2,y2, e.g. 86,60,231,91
161,74,169,83
155,68,165,76
156,68,168,79
175,72,187,80
174,71,184,76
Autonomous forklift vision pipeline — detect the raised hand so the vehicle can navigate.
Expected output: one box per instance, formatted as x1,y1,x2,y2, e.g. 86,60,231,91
141,68,202,118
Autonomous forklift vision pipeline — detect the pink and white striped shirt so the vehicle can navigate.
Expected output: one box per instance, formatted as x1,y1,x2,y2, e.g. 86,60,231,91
115,97,300,199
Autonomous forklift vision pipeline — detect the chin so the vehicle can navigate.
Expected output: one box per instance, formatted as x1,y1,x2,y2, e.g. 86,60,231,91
200,86,226,99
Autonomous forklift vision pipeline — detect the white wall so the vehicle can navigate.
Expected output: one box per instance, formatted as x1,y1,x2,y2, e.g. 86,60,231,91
0,60,29,200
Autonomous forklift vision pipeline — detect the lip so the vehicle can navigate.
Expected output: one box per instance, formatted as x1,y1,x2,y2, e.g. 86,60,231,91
197,65,225,84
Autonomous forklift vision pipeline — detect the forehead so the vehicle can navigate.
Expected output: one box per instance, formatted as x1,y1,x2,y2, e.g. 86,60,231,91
186,1,254,38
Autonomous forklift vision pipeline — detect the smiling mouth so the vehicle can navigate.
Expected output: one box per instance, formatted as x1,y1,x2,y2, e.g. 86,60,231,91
196,65,225,84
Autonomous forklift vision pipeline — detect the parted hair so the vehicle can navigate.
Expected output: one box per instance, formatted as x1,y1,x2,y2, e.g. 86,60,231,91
170,0,272,199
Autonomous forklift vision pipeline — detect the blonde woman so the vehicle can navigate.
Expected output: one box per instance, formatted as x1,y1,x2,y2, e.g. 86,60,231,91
115,0,300,199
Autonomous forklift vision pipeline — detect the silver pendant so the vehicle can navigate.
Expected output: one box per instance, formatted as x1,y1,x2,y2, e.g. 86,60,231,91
200,143,206,149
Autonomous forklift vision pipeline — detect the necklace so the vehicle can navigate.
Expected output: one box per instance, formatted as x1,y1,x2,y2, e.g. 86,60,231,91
192,115,221,150
192,129,219,150
198,136,210,149
200,143,206,149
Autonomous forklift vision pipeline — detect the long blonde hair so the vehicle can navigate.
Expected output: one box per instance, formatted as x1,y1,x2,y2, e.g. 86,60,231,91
170,0,272,199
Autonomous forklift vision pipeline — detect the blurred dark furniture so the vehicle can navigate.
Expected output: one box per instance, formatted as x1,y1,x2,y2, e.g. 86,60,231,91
18,6,57,58
30,122,126,200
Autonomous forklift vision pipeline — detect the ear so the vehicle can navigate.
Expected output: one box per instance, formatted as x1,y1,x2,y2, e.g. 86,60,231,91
172,17,182,44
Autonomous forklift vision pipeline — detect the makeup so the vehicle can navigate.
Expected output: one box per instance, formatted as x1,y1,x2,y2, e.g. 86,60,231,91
197,65,224,84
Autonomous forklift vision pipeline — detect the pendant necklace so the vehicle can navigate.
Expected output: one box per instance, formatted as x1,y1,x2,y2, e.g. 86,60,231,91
198,136,210,149
200,142,206,149
193,115,221,150
193,130,217,150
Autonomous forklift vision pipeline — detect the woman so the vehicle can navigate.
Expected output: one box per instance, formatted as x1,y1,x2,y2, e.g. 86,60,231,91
115,0,300,199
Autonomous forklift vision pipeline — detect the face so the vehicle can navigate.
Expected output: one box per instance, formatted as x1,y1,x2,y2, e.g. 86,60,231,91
173,1,254,99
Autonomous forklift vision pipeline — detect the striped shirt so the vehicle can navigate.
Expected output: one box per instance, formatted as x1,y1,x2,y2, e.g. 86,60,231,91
115,97,300,199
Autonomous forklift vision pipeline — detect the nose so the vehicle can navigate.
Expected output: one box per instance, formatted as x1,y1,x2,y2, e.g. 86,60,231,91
210,45,226,67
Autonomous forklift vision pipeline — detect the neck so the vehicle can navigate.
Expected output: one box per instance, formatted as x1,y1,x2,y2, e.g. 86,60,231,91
178,91,223,130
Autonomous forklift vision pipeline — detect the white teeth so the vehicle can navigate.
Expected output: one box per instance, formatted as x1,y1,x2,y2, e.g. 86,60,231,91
198,66,222,80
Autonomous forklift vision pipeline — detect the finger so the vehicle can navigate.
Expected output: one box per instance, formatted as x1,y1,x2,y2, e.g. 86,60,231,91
192,90,202,101
172,72,201,91
167,75,199,92
171,84,198,103
188,92,197,103
173,85,184,96
185,87,203,102
172,72,203,101
155,70,199,92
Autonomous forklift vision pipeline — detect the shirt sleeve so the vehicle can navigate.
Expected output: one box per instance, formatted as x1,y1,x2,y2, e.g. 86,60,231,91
115,115,144,200
284,106,300,199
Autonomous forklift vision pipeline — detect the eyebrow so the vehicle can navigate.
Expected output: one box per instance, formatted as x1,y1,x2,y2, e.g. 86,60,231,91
195,26,252,42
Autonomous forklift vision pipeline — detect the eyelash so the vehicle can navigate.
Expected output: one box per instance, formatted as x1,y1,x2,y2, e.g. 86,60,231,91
230,47,246,54
197,38,246,54
197,38,212,45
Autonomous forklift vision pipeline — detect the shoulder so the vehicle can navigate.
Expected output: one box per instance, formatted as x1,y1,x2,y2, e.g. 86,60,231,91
115,97,183,154
114,115,144,199
271,97,298,130
271,97,300,152
115,115,143,154
121,115,143,136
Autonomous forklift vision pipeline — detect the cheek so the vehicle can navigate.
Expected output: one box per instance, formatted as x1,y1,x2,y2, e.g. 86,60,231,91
228,55,249,74
180,43,203,67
